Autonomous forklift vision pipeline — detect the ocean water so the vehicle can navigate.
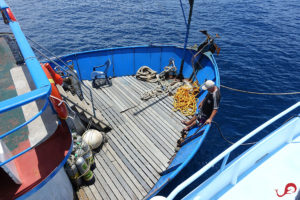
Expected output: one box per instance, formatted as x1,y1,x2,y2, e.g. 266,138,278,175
1,0,300,197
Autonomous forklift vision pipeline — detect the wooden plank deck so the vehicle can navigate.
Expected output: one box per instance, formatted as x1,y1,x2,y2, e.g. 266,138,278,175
78,76,189,200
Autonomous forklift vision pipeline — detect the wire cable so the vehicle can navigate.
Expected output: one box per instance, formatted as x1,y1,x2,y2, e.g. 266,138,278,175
221,85,300,95
211,121,257,145
212,114,300,146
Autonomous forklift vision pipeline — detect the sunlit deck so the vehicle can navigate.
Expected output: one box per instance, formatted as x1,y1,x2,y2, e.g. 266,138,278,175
77,76,189,199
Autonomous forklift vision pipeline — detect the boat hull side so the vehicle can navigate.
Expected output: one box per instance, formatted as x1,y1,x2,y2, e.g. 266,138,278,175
51,45,202,80
20,168,73,200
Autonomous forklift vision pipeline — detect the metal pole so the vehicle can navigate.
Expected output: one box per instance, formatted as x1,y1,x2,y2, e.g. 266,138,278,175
177,0,194,81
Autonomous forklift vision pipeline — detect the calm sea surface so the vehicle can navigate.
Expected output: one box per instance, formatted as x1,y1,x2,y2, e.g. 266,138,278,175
1,0,300,196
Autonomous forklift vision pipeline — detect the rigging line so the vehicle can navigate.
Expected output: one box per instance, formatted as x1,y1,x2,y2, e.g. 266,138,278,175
26,35,70,68
212,115,300,146
179,0,188,28
282,114,300,125
212,121,257,146
221,85,300,95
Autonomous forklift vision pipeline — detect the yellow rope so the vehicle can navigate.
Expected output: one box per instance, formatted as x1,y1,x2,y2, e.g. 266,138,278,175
173,81,200,116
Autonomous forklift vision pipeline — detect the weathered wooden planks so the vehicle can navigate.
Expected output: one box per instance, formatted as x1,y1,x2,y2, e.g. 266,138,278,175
77,76,189,200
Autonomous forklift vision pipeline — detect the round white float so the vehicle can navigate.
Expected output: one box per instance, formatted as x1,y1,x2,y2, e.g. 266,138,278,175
82,129,103,149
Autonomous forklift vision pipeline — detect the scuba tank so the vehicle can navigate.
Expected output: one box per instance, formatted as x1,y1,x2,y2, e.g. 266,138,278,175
71,132,79,154
75,148,85,157
81,142,94,166
75,157,94,182
75,142,94,167
75,135,82,143
71,132,77,139
65,155,82,186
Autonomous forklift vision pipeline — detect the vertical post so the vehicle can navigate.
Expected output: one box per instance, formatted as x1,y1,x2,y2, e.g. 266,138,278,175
177,0,194,81
220,153,230,172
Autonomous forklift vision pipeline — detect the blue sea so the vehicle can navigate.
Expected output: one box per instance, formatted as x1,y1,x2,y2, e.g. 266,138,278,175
1,0,300,197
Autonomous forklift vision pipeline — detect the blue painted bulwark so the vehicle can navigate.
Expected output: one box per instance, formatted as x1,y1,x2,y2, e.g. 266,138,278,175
52,44,220,199
52,45,218,84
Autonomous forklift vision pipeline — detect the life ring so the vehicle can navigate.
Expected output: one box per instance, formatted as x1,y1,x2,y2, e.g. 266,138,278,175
43,63,63,85
6,8,16,22
41,65,68,119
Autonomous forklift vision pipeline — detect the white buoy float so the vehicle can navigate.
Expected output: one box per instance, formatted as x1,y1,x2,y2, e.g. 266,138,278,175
82,129,104,150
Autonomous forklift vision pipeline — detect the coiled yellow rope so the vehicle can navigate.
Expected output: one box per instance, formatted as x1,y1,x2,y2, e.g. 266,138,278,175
173,81,200,116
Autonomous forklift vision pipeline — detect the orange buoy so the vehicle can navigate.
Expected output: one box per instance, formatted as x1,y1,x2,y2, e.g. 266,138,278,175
43,63,63,85
41,65,68,119
6,8,16,22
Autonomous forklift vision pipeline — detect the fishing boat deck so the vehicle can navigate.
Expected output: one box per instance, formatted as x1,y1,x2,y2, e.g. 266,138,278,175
77,76,189,200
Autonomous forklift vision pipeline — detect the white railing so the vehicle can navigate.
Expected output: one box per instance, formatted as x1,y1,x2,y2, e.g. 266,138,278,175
166,101,300,200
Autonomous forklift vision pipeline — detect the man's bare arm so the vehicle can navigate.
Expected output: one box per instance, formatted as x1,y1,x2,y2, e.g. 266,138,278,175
205,109,218,124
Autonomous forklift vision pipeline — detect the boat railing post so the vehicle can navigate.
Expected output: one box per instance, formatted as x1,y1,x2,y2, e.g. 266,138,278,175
220,153,230,172
73,55,96,116
89,86,96,117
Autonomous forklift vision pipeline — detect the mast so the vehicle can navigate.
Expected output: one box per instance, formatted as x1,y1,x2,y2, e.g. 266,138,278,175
177,0,194,81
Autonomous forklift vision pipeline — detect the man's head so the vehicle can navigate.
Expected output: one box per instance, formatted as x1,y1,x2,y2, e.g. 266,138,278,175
202,80,215,92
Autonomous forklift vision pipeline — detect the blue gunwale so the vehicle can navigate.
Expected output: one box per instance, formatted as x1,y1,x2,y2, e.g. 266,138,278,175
16,133,73,200
145,51,220,199
0,4,72,199
52,45,220,199
0,1,52,166
60,44,186,57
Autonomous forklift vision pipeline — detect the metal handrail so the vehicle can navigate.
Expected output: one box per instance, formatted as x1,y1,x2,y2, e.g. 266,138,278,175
0,86,50,113
167,101,300,199
0,100,49,141
0,1,52,167
28,41,96,117
0,100,50,167
0,3,52,114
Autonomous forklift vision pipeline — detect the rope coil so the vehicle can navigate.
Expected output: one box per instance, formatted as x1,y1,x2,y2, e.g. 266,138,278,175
137,64,180,100
141,81,184,101
173,81,200,116
136,66,158,83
